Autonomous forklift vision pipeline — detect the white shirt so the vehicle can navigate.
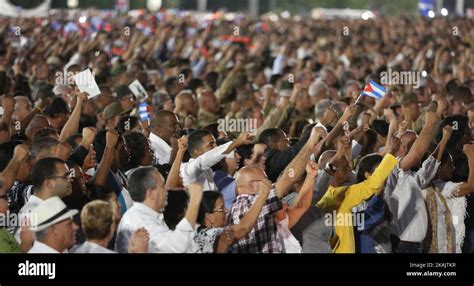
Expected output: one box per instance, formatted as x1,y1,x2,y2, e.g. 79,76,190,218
28,241,60,253
180,141,232,191
277,215,302,253
115,202,194,253
385,156,440,243
71,241,115,253
149,132,172,165
15,195,43,243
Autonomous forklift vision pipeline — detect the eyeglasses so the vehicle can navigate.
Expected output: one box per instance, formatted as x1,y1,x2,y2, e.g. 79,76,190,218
47,170,73,180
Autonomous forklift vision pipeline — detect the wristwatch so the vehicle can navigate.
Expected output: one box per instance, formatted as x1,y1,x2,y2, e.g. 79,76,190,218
324,162,336,176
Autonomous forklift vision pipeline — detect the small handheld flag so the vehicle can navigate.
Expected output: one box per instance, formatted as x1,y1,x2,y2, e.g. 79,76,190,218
138,102,151,122
361,80,387,100
355,80,387,105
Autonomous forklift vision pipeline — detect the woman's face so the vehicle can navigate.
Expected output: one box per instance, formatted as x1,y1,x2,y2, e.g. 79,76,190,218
205,197,227,228
141,140,154,166
83,147,97,171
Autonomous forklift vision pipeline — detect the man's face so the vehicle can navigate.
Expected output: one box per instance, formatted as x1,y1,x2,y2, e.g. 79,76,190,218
53,218,78,250
13,99,32,122
450,99,465,115
159,114,180,141
196,134,217,156
49,163,73,197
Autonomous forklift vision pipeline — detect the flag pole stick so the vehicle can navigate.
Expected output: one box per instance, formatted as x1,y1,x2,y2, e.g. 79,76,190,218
355,93,362,105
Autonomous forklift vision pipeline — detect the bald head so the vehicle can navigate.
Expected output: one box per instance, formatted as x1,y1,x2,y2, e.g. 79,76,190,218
174,92,196,115
235,166,268,195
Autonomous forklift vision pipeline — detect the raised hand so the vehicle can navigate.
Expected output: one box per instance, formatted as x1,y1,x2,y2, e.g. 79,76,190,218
81,127,97,148
236,132,255,146
105,129,120,149
442,125,453,141
305,160,319,177
177,135,188,152
340,105,357,123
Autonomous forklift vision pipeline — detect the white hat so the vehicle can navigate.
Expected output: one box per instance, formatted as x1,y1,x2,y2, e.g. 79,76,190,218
29,197,78,232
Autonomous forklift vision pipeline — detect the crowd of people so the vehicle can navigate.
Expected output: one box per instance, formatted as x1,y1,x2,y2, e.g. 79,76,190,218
0,9,473,253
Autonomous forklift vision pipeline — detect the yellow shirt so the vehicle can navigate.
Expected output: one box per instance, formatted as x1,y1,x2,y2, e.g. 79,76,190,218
316,154,398,253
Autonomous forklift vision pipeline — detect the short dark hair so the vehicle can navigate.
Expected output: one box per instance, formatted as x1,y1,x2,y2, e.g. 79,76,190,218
187,129,212,155
31,157,65,189
127,166,159,203
356,154,383,183
202,123,220,140
44,97,69,118
32,127,58,143
258,128,283,146
31,136,59,160
197,191,222,226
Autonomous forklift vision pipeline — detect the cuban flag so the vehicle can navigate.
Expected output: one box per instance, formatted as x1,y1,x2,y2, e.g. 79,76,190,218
361,80,387,100
138,102,151,122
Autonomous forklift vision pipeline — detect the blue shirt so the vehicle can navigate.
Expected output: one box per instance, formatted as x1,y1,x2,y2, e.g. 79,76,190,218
213,170,236,210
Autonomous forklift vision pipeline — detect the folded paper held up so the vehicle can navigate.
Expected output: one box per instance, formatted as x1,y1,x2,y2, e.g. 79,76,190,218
74,69,101,99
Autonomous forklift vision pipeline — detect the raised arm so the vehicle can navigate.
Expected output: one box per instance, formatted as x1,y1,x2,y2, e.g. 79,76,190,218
275,126,326,199
399,109,441,171
0,144,28,195
433,125,452,161
231,183,271,239
286,161,318,229
378,109,399,156
59,92,87,141
166,136,187,189
92,130,119,187
322,105,358,148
